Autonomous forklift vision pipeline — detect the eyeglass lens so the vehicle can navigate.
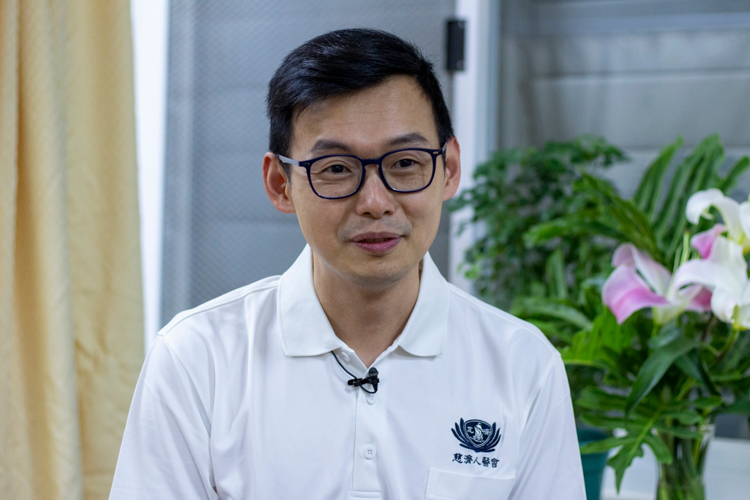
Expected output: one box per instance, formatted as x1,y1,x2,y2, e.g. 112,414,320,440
309,149,435,198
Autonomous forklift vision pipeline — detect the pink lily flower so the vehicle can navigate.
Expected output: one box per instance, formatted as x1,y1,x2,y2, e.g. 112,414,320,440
675,189,750,327
690,224,727,259
603,244,711,324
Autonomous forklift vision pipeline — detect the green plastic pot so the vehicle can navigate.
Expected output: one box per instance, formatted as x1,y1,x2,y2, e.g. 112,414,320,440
577,428,609,500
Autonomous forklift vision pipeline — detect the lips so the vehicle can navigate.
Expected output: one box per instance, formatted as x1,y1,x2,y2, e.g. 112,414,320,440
352,232,402,253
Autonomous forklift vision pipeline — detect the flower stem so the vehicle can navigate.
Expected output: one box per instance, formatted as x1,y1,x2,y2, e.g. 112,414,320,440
701,315,716,343
718,326,740,361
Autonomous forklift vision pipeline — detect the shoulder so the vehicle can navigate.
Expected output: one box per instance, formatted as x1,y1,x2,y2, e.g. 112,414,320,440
446,284,563,400
156,276,280,369
446,283,559,360
445,285,570,419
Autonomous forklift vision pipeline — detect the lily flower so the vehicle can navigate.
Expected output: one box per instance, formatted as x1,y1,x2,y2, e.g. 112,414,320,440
603,244,710,324
690,224,727,259
686,189,750,252
673,235,750,328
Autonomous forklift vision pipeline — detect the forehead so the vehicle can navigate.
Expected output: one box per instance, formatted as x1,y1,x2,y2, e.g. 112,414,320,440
290,76,438,155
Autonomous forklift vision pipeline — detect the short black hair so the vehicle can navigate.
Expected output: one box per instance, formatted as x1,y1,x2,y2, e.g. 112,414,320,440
266,28,454,160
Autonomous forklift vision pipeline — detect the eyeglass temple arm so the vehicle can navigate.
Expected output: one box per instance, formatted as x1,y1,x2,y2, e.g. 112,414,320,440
277,154,300,166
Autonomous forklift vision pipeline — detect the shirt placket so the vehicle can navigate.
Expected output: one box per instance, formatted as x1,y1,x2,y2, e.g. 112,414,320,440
341,353,387,499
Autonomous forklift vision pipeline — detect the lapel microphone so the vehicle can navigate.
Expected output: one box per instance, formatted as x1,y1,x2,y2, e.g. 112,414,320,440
331,351,379,394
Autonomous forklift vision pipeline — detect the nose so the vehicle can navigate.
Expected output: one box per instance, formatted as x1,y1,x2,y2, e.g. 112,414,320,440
354,165,397,218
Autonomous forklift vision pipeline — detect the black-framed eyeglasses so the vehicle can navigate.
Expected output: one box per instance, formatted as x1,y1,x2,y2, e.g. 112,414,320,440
277,144,446,200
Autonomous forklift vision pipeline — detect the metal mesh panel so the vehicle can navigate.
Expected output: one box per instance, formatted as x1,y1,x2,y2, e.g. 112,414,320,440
162,0,456,325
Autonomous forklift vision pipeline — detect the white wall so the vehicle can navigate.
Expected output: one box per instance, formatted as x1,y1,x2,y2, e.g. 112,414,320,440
450,0,502,290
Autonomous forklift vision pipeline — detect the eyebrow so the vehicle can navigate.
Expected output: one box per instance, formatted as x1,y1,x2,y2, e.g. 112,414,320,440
309,139,352,155
387,132,432,148
308,132,434,156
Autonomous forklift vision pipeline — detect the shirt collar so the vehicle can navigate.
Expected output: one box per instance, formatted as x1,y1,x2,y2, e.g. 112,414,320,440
277,245,450,358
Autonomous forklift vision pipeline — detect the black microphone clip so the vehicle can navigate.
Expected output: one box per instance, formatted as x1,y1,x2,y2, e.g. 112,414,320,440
331,351,380,394
347,367,379,393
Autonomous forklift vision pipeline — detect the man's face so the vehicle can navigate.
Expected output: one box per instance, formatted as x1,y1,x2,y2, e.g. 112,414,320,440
264,76,460,291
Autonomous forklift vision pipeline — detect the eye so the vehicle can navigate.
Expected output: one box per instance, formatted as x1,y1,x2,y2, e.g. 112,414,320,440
311,156,359,177
324,163,350,174
394,158,417,168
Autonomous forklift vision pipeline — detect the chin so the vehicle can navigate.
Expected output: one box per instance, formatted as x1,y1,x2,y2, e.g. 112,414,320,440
346,260,416,291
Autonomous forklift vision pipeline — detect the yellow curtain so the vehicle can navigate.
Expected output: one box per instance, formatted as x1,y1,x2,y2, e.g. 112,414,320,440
0,1,144,499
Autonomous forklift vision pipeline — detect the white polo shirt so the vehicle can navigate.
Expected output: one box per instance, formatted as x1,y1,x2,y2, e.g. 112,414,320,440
110,246,585,500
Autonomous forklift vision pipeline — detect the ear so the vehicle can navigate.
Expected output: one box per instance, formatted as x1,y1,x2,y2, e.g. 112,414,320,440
263,152,296,214
442,136,461,201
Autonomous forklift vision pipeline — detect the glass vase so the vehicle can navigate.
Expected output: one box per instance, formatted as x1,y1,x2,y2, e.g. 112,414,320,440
655,424,714,500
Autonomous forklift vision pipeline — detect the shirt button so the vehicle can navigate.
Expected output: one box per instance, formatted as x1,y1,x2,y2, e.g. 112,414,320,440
366,393,375,405
363,445,376,459
339,351,350,363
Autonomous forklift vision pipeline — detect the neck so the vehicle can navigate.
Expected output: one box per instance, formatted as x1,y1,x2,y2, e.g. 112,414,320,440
312,253,420,367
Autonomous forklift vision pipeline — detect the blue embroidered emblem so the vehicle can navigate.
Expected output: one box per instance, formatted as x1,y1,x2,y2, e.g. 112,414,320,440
452,418,501,453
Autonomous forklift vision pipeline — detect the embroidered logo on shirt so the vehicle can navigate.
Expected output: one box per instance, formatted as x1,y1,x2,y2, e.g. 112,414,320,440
451,418,501,453
451,453,498,468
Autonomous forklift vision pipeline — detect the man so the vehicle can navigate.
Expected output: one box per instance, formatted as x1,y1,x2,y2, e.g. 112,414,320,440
110,29,585,499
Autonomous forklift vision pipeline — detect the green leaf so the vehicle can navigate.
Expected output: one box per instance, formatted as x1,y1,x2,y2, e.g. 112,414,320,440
562,309,632,367
692,396,723,409
524,173,661,261
724,398,750,415
712,372,744,382
608,439,645,492
662,410,702,425
626,336,700,414
648,322,680,350
653,424,703,439
576,387,627,412
664,140,723,257
716,330,750,373
581,414,649,431
580,435,633,454
524,319,565,340
719,156,750,193
511,297,592,330
545,247,567,299
674,351,720,395
580,173,661,258
524,216,622,248
579,415,624,431
643,433,673,464
633,136,682,221
653,137,714,244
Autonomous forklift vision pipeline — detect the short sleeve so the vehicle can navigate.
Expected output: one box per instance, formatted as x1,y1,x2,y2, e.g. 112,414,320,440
109,336,218,500
509,355,586,500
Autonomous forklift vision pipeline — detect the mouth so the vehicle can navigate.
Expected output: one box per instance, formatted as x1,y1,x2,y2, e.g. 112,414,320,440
352,232,402,253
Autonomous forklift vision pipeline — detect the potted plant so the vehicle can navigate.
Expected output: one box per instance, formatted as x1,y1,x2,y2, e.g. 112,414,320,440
524,134,750,499
450,135,626,498
450,135,624,310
